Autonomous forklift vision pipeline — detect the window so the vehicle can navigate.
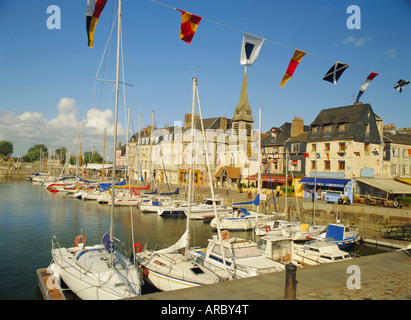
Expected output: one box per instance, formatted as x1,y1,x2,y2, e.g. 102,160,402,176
366,124,370,134
311,160,316,170
339,143,346,152
312,144,317,152
323,124,332,133
364,143,370,152
324,143,330,151
338,161,345,171
338,123,346,132
312,126,318,134
324,161,330,170
291,143,300,153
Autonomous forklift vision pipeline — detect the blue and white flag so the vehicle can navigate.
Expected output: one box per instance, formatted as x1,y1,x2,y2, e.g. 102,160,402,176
240,33,264,66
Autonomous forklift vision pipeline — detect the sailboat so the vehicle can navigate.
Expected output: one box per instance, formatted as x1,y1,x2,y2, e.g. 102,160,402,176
48,0,142,300
134,77,221,291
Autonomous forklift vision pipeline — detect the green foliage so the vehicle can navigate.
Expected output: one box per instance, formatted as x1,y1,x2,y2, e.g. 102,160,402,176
281,185,294,195
0,141,13,158
24,144,48,162
83,151,103,164
396,196,411,207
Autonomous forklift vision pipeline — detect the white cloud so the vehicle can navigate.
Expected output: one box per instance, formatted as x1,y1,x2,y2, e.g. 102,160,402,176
0,98,125,158
342,35,372,46
384,49,397,59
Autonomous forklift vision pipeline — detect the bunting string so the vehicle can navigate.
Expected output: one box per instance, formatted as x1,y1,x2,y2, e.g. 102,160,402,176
149,0,406,82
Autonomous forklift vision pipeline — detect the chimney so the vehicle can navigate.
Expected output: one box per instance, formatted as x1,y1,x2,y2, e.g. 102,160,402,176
184,113,199,130
220,117,228,131
291,117,304,137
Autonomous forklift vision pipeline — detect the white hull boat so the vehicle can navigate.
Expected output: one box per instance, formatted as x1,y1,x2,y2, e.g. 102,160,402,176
184,198,232,220
210,208,275,231
293,240,353,265
51,235,141,300
188,233,285,280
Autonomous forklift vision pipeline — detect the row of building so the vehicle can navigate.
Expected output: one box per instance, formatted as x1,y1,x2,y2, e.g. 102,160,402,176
118,69,411,201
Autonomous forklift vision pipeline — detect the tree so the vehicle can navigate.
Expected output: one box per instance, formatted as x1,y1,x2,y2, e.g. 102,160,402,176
84,151,103,164
55,147,67,164
24,144,48,162
0,141,13,159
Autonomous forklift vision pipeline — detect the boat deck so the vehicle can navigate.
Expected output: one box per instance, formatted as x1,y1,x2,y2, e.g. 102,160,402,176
36,269,66,300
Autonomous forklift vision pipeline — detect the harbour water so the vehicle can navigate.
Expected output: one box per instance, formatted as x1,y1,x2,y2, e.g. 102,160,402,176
0,179,394,300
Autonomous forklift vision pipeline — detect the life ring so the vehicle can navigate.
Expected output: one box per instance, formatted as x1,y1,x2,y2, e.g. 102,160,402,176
133,242,142,253
74,235,86,247
393,201,398,208
221,230,230,240
265,225,271,233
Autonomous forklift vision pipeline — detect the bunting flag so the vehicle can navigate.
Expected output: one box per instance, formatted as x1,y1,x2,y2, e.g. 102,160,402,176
280,50,306,87
86,0,107,48
240,33,264,66
323,62,349,85
176,9,202,44
394,79,410,93
355,72,379,103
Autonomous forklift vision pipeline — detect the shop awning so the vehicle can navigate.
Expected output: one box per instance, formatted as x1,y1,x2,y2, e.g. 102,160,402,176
395,178,411,186
299,177,350,187
356,178,411,195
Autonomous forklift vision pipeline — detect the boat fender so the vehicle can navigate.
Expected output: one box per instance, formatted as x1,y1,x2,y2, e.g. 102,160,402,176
74,235,86,247
222,230,230,240
265,225,271,233
141,265,149,277
133,242,142,253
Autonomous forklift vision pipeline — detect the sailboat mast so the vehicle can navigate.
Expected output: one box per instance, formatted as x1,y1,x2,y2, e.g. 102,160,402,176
257,108,261,213
109,0,122,267
185,76,196,257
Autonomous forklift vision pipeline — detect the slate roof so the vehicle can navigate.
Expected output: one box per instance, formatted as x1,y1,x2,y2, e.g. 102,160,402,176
307,103,382,144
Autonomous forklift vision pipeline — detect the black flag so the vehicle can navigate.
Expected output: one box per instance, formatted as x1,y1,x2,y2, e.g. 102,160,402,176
323,62,349,85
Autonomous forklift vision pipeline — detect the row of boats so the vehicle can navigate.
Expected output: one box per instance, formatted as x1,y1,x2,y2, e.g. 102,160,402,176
33,172,360,300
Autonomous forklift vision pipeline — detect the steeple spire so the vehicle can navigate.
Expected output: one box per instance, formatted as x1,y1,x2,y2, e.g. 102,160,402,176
232,67,254,123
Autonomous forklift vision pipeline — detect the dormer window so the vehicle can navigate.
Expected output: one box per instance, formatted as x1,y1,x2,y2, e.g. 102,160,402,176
312,126,318,134
338,123,346,132
323,124,332,133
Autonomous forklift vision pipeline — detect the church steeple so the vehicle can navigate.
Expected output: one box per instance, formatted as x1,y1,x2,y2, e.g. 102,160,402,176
232,68,254,137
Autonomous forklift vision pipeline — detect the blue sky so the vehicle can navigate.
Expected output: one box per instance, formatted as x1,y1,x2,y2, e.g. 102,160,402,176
0,0,410,157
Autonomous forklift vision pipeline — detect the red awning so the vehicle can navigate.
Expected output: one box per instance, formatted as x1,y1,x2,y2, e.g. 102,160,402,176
245,174,292,183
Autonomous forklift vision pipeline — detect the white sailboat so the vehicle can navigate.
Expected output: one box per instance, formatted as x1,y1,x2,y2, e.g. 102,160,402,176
49,0,141,300
135,77,221,291
184,197,232,220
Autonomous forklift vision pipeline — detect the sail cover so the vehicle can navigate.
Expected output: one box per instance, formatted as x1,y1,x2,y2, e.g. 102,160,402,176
155,229,189,254
232,194,260,206
160,187,179,196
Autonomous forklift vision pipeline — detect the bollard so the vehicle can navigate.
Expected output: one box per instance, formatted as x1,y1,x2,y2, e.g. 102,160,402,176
284,263,297,300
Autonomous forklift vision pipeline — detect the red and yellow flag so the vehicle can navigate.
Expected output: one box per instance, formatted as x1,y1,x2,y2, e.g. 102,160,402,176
280,50,306,87
177,9,202,44
86,0,108,48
